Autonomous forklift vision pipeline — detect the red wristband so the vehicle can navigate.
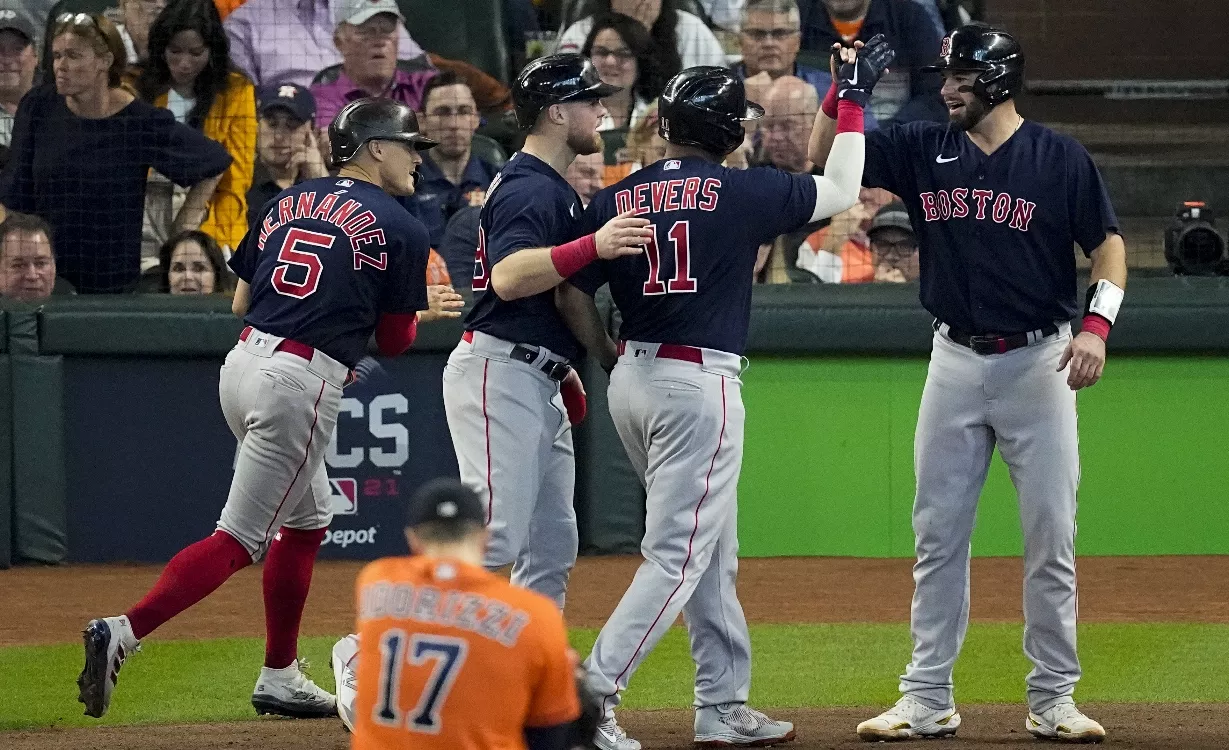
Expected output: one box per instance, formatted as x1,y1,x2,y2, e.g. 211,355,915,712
822,81,839,119
550,233,599,279
1081,313,1111,342
836,99,864,134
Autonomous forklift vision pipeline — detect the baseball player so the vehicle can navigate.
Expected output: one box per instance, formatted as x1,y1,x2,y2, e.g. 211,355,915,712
334,478,601,750
441,53,653,609
77,98,463,720
555,48,892,749
810,25,1127,743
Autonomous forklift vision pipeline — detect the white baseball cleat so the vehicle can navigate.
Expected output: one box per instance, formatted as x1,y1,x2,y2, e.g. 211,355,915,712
856,694,961,741
77,615,141,718
1027,701,1106,743
595,716,642,750
252,658,338,718
331,634,360,731
694,703,796,746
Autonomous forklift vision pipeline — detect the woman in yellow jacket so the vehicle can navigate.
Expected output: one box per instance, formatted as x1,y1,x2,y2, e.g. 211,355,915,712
137,0,254,253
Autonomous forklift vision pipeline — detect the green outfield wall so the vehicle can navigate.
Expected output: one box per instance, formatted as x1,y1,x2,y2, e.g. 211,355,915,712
738,356,1229,557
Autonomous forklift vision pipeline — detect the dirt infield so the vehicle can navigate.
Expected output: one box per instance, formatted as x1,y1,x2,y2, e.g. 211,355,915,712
4,555,1229,648
4,555,1229,748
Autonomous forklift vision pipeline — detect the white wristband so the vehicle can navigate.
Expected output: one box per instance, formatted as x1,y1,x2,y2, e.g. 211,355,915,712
1087,279,1125,324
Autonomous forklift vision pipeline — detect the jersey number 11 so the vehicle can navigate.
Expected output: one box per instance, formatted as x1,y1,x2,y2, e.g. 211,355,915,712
643,220,696,296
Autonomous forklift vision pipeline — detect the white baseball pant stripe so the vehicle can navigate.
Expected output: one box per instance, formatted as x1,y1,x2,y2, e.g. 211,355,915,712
216,329,347,560
900,324,1082,714
441,330,577,609
586,342,751,718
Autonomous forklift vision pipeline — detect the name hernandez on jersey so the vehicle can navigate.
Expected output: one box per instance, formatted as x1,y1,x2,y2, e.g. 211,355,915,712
257,186,389,265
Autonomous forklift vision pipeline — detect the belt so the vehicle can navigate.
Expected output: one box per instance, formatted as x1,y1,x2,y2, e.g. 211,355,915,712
616,340,705,364
937,321,1060,355
240,325,315,361
462,330,572,382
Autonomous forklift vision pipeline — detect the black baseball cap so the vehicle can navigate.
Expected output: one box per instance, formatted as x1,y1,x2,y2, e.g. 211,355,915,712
405,478,485,529
868,202,914,239
0,8,37,48
257,83,317,125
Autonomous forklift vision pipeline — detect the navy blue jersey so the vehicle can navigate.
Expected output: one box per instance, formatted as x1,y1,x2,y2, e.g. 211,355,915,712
229,176,430,368
864,120,1119,334
464,151,587,361
574,158,818,355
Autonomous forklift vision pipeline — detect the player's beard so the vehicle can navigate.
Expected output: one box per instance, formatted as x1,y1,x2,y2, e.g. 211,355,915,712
949,95,989,131
567,127,603,157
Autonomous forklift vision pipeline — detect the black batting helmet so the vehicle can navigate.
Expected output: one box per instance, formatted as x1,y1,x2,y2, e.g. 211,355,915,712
512,53,620,130
923,23,1024,105
658,66,763,157
329,97,437,164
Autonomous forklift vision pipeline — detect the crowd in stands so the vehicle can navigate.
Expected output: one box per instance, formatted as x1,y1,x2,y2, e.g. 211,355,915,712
0,0,977,298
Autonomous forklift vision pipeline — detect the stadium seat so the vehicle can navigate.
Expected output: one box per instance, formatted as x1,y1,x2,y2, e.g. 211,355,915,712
396,0,508,84
470,133,508,168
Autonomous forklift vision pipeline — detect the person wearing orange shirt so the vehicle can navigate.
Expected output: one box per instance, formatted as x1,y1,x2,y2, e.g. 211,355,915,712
340,478,595,750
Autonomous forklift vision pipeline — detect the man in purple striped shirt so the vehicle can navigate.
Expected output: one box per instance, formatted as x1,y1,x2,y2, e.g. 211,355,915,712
224,0,425,88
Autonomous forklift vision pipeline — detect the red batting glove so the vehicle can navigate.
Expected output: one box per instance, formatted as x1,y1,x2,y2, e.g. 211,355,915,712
561,370,587,425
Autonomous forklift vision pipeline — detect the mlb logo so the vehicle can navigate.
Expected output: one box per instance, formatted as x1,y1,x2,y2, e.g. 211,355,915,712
337,179,354,187
329,479,358,515
939,36,951,56
664,160,681,171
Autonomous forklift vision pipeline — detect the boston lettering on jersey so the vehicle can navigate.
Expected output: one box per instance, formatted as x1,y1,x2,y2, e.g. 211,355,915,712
862,120,1118,334
359,580,530,648
918,188,1036,232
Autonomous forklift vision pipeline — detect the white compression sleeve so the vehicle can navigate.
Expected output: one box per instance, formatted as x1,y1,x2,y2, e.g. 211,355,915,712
809,130,865,223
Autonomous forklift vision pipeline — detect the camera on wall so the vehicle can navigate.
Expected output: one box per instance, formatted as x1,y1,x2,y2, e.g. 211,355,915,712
1164,201,1228,276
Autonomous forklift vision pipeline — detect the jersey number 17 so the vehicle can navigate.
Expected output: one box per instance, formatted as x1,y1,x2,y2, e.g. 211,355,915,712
374,629,469,734
642,220,696,296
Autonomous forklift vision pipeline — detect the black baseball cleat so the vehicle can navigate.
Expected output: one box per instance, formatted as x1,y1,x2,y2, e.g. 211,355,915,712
77,615,140,718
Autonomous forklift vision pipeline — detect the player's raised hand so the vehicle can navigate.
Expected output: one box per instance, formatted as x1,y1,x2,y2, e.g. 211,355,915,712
418,284,465,322
1057,331,1106,390
595,209,653,260
836,34,897,108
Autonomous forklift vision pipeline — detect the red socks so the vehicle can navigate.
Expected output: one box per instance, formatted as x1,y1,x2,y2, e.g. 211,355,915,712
126,530,252,640
261,527,327,668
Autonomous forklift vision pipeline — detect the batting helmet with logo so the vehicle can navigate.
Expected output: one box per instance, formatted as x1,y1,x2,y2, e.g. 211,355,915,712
657,66,763,157
329,97,437,165
512,53,621,130
922,23,1024,105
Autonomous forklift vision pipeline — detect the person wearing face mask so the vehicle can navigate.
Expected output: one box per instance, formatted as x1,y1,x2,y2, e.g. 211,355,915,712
0,10,38,157
157,229,234,294
0,13,230,294
136,0,255,256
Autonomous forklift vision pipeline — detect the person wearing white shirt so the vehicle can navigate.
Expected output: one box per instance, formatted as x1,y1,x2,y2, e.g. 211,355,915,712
557,0,728,70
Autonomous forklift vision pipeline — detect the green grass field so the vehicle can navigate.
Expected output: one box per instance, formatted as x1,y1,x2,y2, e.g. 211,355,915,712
3,623,1226,731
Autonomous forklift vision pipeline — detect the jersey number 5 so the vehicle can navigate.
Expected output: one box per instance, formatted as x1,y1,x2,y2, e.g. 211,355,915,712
642,220,696,295
375,630,469,734
271,228,330,299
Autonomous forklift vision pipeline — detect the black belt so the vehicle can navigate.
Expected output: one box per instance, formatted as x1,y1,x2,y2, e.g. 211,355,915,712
510,343,572,382
937,321,1060,356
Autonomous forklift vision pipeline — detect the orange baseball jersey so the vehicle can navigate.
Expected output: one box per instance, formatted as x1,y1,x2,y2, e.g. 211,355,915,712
351,556,580,750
